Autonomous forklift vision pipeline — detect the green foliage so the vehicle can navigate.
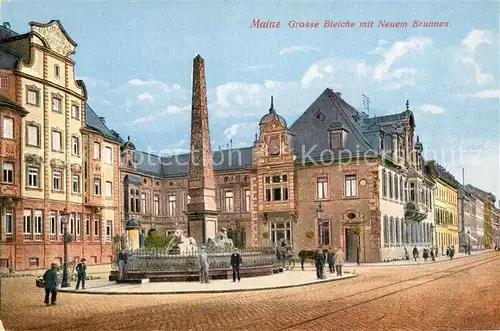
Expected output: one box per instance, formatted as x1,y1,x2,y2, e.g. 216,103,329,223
144,232,168,249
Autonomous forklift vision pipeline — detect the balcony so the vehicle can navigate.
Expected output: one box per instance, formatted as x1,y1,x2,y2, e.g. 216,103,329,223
404,202,428,222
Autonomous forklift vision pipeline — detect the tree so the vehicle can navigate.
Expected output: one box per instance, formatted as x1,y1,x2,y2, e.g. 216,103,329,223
144,232,167,249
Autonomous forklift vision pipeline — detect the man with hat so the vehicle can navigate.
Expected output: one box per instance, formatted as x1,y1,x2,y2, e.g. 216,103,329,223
199,246,210,283
42,262,59,306
75,258,87,290
230,248,242,282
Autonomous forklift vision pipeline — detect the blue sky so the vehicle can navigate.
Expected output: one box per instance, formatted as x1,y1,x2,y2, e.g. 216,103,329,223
3,1,500,199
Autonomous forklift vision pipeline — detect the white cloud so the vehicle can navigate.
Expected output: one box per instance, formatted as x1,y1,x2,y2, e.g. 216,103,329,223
419,104,445,114
458,30,495,86
300,58,371,89
458,89,500,99
137,92,154,102
128,78,172,92
373,36,432,80
76,76,110,88
223,123,255,139
280,45,320,55
159,140,189,155
301,64,324,88
239,64,274,72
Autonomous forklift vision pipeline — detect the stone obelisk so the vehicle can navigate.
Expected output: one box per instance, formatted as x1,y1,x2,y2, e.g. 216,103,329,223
186,55,219,244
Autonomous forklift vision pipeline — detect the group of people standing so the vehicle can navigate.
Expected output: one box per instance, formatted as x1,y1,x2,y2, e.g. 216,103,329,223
41,258,87,306
198,246,243,283
314,247,345,280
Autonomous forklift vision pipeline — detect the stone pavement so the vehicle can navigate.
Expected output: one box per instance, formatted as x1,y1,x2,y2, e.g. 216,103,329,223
58,269,357,294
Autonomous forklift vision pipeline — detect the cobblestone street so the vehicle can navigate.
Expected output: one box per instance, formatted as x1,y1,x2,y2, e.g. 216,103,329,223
1,252,499,331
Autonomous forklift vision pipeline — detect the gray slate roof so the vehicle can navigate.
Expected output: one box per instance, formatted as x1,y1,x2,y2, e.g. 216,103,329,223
85,104,122,142
0,49,19,69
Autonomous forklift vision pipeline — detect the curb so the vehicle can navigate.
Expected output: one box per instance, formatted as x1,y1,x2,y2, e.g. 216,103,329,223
58,273,358,295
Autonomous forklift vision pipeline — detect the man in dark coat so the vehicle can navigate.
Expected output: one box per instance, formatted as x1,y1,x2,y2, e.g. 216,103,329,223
75,258,87,290
326,249,334,274
43,263,59,306
230,248,242,282
412,246,419,261
314,249,325,280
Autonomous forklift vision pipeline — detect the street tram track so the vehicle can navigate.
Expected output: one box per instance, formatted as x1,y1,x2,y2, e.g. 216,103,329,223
270,254,500,330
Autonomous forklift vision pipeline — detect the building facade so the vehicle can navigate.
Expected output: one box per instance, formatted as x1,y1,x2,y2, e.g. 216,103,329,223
465,184,496,250
0,21,121,271
431,162,460,254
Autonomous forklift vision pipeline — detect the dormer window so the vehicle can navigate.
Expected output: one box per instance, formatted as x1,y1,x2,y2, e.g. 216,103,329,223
329,131,343,151
268,136,280,156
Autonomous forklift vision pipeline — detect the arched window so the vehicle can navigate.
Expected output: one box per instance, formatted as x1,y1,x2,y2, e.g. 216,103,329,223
54,64,60,78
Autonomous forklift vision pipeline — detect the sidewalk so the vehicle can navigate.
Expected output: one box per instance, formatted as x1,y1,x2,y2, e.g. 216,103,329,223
58,270,357,295
342,250,491,268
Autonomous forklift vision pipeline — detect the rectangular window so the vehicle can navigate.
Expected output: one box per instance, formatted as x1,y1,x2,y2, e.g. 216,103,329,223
72,174,80,193
49,212,57,235
94,178,101,195
52,97,61,112
52,130,62,151
94,219,99,236
0,77,7,89
2,162,13,184
27,167,39,188
318,220,330,245
69,213,75,235
93,142,100,159
224,190,234,212
154,195,159,215
2,117,13,139
104,147,113,164
71,105,80,119
34,211,43,238
106,220,112,242
27,124,40,146
59,213,64,235
270,221,292,245
5,211,13,237
23,209,31,235
27,89,38,105
317,176,328,200
168,195,176,217
105,181,112,198
76,214,81,236
245,189,251,212
85,219,90,236
72,136,79,155
264,175,289,202
141,193,146,213
329,132,342,150
52,171,62,190
345,174,357,197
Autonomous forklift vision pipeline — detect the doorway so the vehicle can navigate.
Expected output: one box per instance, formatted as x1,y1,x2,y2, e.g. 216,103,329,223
344,228,358,262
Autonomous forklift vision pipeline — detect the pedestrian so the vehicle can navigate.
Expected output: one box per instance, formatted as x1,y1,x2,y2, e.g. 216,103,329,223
326,249,334,274
449,246,455,260
314,249,325,280
334,247,345,277
423,247,429,262
117,251,125,280
199,246,210,283
412,246,419,261
430,247,435,261
230,248,242,282
75,258,87,290
43,262,59,306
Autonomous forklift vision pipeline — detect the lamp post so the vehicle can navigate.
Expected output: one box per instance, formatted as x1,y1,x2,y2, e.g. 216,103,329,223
316,203,324,246
467,230,471,255
430,224,435,261
60,209,71,288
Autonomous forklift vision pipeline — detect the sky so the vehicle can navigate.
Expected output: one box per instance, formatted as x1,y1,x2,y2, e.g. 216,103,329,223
3,1,500,200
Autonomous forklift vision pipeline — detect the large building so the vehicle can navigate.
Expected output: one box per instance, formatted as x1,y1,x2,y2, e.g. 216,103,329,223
0,21,122,271
465,184,497,249
120,86,436,263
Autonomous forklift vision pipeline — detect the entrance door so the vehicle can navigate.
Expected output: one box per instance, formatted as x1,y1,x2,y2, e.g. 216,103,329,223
344,228,357,262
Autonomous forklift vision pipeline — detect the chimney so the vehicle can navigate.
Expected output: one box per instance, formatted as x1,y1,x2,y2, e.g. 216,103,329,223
99,116,106,123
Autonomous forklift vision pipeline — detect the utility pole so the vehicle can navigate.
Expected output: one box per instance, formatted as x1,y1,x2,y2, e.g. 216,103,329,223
460,168,466,253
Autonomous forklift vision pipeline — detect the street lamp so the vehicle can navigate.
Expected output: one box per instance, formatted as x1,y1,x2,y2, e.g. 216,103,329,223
467,230,471,255
60,208,71,288
316,203,324,246
430,224,435,261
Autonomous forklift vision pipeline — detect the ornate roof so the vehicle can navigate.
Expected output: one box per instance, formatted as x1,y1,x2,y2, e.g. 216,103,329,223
259,96,287,127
